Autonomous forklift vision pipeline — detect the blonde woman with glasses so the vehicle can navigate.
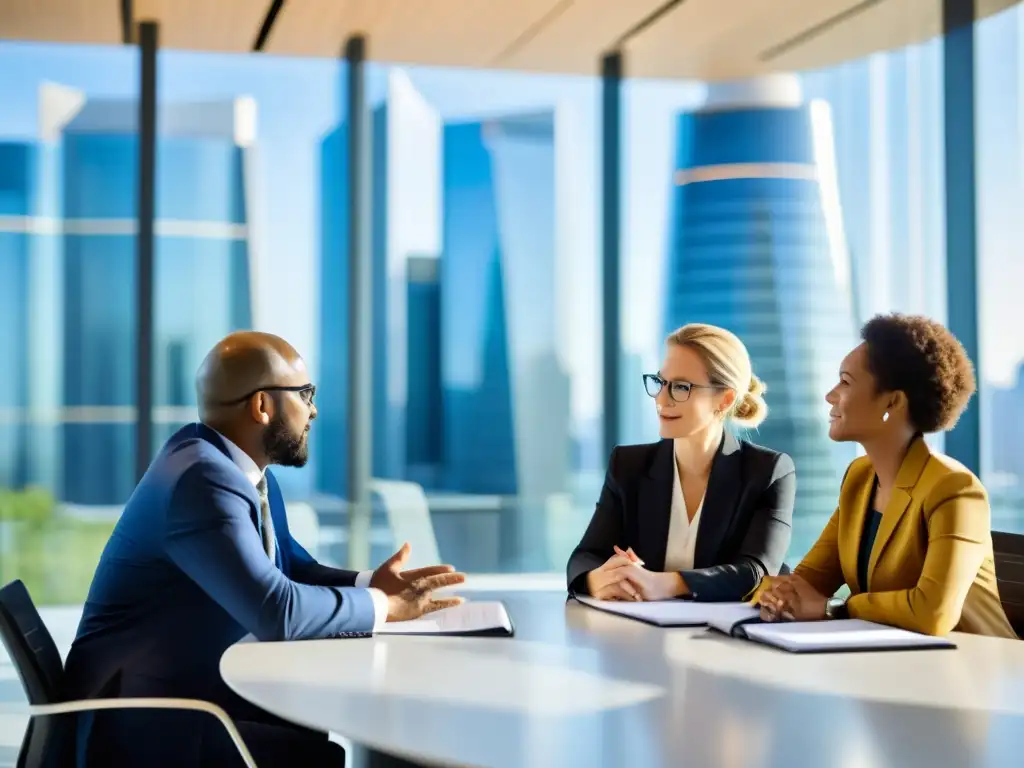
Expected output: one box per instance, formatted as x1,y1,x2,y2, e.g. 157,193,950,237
567,323,795,603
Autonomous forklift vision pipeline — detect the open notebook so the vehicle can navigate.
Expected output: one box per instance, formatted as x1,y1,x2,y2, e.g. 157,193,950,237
573,595,760,628
707,613,957,654
375,601,514,637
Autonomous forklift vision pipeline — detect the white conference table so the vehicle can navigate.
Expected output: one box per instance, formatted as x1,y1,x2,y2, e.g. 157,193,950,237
220,592,1024,768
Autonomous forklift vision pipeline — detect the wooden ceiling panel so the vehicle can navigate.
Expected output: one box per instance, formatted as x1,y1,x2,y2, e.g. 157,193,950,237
494,0,671,75
265,0,563,66
0,0,1021,79
768,0,1017,74
621,0,799,81
0,0,121,45
134,0,268,52
766,0,944,75
623,0,1020,81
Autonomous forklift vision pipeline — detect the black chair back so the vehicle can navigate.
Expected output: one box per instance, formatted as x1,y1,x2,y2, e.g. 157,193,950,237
993,532,1024,639
0,580,73,768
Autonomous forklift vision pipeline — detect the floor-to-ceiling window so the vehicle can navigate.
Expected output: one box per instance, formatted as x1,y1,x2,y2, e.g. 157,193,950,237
621,40,946,561
0,42,139,605
976,5,1024,533
1,7,1019,598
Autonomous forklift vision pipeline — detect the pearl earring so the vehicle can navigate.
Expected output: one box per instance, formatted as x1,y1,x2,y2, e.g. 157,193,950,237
882,411,890,423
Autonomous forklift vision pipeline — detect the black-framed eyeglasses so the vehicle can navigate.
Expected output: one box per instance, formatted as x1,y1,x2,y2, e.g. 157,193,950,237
643,374,723,403
221,384,316,407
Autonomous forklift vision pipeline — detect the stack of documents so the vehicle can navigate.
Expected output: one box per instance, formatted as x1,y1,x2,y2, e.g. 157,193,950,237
575,597,957,653
708,615,957,653
376,601,514,637
573,595,759,627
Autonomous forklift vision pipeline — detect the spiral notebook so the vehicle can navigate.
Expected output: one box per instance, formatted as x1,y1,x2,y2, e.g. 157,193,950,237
707,614,957,654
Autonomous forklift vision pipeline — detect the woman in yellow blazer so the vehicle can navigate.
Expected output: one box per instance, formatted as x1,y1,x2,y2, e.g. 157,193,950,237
755,313,1016,638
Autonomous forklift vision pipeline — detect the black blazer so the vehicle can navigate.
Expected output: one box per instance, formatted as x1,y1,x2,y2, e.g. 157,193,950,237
567,430,796,602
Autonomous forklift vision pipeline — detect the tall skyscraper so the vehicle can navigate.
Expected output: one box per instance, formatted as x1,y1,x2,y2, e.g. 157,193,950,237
0,142,36,490
405,255,443,489
663,76,858,557
317,70,440,496
42,84,256,504
440,110,572,505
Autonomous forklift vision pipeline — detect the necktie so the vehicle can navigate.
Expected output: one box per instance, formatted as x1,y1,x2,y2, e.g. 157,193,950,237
255,475,276,562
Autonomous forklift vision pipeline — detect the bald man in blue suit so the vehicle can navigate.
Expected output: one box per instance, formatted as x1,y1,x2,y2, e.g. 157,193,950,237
62,332,464,767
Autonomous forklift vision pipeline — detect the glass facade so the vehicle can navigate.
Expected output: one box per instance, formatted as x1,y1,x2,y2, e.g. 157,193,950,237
59,92,253,505
441,112,571,498
977,9,1024,532
317,71,440,497
662,83,857,558
0,2,1021,601
0,142,34,492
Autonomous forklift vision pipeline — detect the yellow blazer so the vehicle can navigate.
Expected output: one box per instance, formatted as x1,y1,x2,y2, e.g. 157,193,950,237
753,438,1016,638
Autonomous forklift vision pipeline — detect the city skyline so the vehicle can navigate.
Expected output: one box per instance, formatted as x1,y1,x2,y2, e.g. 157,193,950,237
0,27,1021,506
0,82,254,504
1,40,1021,400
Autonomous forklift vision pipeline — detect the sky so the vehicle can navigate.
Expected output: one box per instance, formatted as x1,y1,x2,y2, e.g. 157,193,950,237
0,10,1022,427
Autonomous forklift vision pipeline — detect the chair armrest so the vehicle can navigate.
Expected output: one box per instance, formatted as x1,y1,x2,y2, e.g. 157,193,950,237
26,697,257,768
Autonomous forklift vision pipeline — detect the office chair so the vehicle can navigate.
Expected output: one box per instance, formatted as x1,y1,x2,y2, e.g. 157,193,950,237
993,532,1024,638
0,580,257,768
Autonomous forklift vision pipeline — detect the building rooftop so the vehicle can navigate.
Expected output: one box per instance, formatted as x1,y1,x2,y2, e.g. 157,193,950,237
37,83,257,145
2,0,1018,81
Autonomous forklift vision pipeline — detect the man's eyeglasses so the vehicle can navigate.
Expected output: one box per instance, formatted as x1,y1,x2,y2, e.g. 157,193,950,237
643,374,723,403
221,384,316,407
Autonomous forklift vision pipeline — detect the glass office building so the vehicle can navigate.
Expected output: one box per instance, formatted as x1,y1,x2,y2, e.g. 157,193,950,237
663,77,858,556
21,84,255,505
405,254,443,489
0,142,35,491
439,110,573,570
441,111,571,501
317,71,440,496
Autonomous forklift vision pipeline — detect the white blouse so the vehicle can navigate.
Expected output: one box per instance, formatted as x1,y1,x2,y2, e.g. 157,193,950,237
663,440,705,572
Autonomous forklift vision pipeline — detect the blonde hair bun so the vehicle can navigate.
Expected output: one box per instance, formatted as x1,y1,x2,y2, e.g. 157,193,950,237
665,323,769,429
732,373,768,428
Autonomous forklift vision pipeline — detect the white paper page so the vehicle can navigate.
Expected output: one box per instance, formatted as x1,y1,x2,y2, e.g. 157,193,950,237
704,603,765,634
742,619,956,652
376,601,512,635
575,596,759,627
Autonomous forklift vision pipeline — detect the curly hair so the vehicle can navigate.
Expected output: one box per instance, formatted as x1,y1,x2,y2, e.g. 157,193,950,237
860,313,977,433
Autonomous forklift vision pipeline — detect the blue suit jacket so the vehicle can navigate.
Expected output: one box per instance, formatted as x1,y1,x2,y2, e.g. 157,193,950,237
62,423,377,762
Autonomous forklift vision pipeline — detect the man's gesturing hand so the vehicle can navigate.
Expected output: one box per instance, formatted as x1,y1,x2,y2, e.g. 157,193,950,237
371,542,466,621
386,571,466,622
370,542,461,596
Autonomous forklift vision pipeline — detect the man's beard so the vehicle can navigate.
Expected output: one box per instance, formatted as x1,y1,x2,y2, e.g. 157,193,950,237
262,413,309,467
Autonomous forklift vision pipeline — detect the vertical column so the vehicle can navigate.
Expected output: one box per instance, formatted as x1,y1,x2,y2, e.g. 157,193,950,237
135,20,157,481
601,51,623,462
942,0,980,473
345,35,373,571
